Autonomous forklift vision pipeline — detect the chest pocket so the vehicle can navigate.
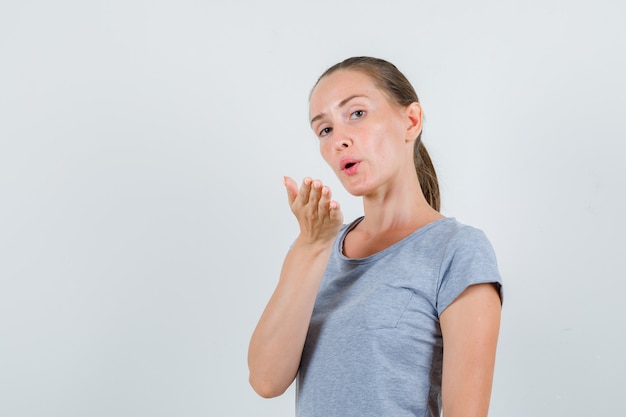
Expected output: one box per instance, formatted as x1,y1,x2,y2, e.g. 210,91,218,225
358,284,414,330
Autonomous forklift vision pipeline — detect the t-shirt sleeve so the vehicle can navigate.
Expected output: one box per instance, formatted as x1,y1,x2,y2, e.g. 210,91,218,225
436,226,503,316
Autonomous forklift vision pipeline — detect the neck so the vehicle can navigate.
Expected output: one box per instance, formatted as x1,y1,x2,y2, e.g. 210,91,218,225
359,175,443,235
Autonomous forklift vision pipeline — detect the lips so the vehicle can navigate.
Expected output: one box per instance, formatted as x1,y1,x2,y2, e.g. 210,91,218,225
340,158,361,175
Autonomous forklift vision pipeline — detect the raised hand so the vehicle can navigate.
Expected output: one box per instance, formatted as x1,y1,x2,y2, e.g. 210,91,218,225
283,176,343,245
248,177,344,397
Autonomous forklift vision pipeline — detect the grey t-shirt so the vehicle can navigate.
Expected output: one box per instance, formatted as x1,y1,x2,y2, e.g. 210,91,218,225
296,217,502,417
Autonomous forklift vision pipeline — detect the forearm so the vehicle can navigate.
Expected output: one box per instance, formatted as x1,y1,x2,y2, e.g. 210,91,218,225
248,238,332,398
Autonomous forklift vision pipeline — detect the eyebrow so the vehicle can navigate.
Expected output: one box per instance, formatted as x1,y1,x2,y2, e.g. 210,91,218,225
310,94,368,127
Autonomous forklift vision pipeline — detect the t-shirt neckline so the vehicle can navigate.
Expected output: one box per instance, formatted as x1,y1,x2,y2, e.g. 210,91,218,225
338,216,454,263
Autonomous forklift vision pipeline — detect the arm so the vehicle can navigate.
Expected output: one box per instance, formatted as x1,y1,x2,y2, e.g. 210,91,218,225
248,177,343,398
440,283,502,417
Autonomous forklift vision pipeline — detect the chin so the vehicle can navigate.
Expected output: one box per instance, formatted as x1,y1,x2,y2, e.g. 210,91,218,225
347,190,366,197
341,181,371,197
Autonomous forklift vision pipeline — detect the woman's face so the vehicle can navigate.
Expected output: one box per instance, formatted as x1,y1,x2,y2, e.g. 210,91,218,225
309,69,422,197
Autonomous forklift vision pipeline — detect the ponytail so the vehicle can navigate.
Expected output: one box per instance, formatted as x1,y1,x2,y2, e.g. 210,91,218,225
414,140,440,211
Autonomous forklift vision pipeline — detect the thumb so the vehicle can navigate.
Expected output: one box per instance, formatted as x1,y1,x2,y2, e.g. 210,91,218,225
283,176,298,205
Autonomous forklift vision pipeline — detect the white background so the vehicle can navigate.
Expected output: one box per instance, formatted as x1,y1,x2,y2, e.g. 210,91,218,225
1,1,625,416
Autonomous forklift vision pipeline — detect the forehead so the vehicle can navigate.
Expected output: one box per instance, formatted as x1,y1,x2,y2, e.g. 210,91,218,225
309,70,381,114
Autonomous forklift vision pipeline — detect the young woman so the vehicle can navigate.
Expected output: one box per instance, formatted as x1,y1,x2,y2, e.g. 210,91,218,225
248,56,503,417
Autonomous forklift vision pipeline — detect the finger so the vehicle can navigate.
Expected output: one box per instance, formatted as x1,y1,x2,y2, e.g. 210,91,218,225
329,200,343,223
298,177,313,204
308,180,323,208
283,176,299,205
318,185,332,216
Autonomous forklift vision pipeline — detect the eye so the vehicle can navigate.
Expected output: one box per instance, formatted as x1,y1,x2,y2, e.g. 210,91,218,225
350,110,366,119
319,127,332,137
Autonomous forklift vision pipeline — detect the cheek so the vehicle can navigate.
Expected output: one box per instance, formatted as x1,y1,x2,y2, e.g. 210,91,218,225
319,141,334,165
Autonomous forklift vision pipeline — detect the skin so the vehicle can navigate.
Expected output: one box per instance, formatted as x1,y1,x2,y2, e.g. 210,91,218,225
248,69,501,416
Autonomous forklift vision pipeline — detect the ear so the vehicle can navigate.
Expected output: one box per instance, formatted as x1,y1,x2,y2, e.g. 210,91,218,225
404,102,423,143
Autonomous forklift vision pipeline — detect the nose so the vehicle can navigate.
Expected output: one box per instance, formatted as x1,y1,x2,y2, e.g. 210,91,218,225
333,125,352,150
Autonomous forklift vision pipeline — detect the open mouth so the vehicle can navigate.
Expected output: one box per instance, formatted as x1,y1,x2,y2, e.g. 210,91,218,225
340,158,360,173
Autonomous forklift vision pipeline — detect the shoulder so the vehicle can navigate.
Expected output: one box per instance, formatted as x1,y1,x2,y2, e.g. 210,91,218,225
401,217,493,259
439,217,487,240
435,218,496,259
